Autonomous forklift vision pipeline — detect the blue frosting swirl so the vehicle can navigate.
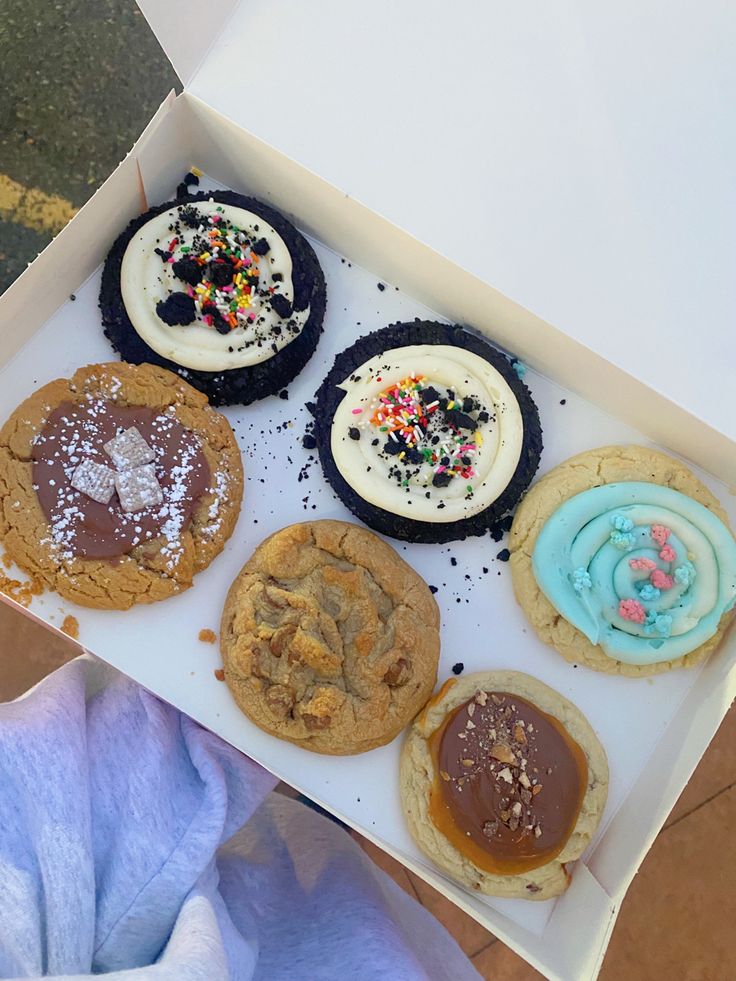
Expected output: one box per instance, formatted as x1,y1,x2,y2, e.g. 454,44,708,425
532,482,736,665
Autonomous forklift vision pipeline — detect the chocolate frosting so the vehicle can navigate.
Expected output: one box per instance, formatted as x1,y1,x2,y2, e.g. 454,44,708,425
429,690,588,875
32,400,210,560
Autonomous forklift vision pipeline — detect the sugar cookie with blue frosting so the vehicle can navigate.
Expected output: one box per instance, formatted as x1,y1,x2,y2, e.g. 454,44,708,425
509,445,736,676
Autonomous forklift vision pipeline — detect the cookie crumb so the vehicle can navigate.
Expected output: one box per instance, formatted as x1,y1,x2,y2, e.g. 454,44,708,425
302,434,317,450
0,570,44,608
61,615,79,640
559,399,567,405
377,282,386,291
451,662,464,675
279,389,289,400
496,548,510,562
450,557,458,567
429,585,438,594
198,628,216,644
214,668,225,681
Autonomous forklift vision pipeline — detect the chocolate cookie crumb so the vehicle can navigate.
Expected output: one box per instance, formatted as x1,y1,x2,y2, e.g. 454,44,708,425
452,662,464,675
198,628,217,644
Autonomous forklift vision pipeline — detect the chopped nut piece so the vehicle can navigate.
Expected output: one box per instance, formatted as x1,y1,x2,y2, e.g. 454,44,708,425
475,690,488,706
461,758,474,767
534,825,542,838
440,770,451,782
509,816,520,832
491,694,503,705
513,724,527,745
489,742,516,765
519,772,531,789
500,809,511,822
467,702,476,717
532,784,543,796
465,720,476,730
511,801,522,817
482,819,498,838
497,767,513,783
520,788,532,805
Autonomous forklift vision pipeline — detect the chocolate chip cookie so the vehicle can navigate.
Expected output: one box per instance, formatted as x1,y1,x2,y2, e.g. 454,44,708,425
220,520,441,754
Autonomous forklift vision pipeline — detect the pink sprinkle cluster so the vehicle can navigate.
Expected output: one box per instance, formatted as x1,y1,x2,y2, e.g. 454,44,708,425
619,599,646,623
629,557,657,571
651,569,674,590
659,544,676,562
651,524,671,547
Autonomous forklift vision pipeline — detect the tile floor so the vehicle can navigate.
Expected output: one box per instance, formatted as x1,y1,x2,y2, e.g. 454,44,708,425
0,600,733,979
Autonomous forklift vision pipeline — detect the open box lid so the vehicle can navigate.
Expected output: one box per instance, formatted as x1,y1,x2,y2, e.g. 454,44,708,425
137,0,736,444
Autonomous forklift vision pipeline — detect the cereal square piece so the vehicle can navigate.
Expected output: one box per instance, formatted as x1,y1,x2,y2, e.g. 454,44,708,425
70,459,116,505
104,427,155,470
115,463,163,513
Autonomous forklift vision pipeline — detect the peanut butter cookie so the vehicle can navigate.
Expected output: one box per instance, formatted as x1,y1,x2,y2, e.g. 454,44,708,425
220,520,441,754
0,362,243,609
400,671,608,900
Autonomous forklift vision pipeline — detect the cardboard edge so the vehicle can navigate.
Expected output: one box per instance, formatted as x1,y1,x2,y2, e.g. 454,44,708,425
0,91,179,365
135,0,239,87
588,626,736,900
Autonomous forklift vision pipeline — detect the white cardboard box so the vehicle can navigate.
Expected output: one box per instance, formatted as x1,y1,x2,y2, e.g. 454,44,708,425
0,4,734,979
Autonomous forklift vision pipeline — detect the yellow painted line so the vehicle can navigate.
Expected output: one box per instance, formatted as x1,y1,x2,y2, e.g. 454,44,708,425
0,172,78,235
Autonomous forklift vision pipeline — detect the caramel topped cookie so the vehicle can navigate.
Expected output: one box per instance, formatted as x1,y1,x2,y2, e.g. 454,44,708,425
220,520,440,754
0,362,243,609
400,671,608,899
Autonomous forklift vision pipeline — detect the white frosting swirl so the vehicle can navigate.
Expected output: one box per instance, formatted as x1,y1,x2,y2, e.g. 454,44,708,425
120,200,309,372
330,345,523,523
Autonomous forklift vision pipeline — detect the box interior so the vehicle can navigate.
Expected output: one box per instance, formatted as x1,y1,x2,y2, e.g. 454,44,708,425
1,92,734,981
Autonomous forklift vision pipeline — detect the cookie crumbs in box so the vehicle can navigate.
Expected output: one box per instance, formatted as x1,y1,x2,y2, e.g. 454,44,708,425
214,668,225,681
198,628,216,644
61,615,79,640
0,571,44,608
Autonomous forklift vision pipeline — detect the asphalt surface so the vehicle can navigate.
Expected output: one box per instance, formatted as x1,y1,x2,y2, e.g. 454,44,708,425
0,0,179,292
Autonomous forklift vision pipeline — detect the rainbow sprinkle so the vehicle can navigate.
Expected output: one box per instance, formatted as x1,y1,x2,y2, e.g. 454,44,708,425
363,374,480,483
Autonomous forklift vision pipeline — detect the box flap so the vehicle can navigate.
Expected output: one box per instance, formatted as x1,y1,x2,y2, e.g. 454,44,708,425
136,0,238,85
174,0,735,444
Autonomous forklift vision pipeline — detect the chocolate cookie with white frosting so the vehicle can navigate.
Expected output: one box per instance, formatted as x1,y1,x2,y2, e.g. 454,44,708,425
100,189,326,406
312,321,543,543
